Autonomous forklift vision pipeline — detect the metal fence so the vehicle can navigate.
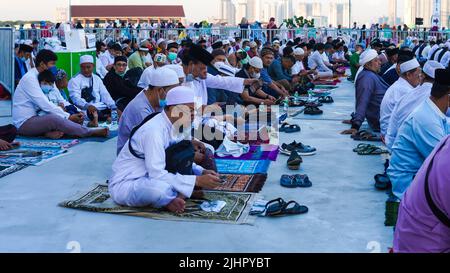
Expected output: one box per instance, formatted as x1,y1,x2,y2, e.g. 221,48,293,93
0,27,14,94
14,27,450,48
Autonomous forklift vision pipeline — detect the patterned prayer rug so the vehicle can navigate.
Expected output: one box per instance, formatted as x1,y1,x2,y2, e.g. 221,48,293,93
215,159,271,174
216,174,267,193
60,184,257,225
215,145,279,161
0,164,28,179
0,146,69,166
16,138,80,149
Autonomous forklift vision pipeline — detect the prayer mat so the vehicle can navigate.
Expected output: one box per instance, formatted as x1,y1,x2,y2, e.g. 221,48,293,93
60,184,258,225
16,138,80,149
0,164,27,179
216,174,267,193
314,85,339,90
0,146,69,166
215,159,271,174
216,145,279,161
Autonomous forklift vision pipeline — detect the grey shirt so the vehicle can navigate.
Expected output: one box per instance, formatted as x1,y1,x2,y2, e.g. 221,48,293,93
353,69,389,131
117,91,158,155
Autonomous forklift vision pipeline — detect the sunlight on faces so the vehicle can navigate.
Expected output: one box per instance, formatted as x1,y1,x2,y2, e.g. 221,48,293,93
189,61,207,80
365,57,381,73
404,67,423,88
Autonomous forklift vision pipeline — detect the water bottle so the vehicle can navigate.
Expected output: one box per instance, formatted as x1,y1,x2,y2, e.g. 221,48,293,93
259,102,266,113
294,91,299,105
111,109,118,125
283,97,289,113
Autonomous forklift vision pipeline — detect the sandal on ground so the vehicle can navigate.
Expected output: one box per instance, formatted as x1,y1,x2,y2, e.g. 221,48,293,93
357,146,388,155
287,151,302,170
304,106,323,115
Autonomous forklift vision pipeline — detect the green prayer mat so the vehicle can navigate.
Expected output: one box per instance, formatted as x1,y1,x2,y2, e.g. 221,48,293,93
60,184,258,225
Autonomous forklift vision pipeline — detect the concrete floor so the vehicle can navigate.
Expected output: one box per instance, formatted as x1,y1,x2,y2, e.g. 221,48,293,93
0,80,393,253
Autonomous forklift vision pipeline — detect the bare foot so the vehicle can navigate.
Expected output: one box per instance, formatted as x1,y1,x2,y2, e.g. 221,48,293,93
165,197,186,213
44,131,64,139
88,111,99,128
89,127,109,138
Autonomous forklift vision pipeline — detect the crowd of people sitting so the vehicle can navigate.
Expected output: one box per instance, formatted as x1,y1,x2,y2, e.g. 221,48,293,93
4,22,450,253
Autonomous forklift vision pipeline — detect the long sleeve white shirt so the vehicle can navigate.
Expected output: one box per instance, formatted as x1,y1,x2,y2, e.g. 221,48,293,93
109,111,203,207
137,66,156,89
379,77,414,136
12,68,70,128
385,82,433,150
68,73,116,110
308,51,332,73
99,50,115,68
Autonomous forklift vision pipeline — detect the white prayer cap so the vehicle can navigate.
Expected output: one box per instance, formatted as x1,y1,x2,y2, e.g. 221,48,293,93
165,64,185,79
24,39,33,46
80,55,94,64
222,39,230,46
228,37,236,43
154,53,167,63
249,41,258,48
213,62,235,77
445,41,450,49
359,49,379,66
249,57,263,69
423,60,445,79
149,67,179,87
272,40,280,45
166,86,195,106
167,40,175,45
400,58,420,74
156,38,166,46
294,48,305,56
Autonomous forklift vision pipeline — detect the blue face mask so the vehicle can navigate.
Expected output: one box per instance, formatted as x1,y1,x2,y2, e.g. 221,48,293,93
159,99,167,108
41,85,53,94
20,57,27,62
48,66,58,76
244,46,250,51
185,74,195,82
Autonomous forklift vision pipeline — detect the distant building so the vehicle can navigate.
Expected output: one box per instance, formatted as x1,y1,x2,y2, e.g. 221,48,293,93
70,5,185,25
219,0,236,25
329,0,350,28
55,7,69,23
388,0,398,26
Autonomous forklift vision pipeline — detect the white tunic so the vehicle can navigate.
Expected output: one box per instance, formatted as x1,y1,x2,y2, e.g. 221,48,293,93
291,61,305,75
379,77,414,136
96,56,109,79
68,73,116,110
385,82,433,150
109,111,203,208
12,68,70,129
99,51,115,68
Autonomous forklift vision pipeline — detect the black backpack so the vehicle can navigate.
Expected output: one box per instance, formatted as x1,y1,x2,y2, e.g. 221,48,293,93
128,112,195,175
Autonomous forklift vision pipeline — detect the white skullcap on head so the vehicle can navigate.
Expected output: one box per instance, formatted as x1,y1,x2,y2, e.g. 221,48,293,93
166,86,195,106
294,48,305,55
222,40,230,45
149,67,179,87
213,62,236,77
400,58,420,74
445,41,450,49
157,38,166,46
423,60,445,79
24,39,33,46
165,64,185,79
272,40,280,45
228,37,236,43
80,55,94,64
249,41,258,48
248,56,263,69
359,49,379,66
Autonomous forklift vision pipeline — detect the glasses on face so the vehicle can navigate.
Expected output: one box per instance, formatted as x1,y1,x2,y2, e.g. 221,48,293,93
115,63,127,67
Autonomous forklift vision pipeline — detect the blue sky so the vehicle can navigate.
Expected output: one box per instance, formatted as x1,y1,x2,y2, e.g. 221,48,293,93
0,0,402,24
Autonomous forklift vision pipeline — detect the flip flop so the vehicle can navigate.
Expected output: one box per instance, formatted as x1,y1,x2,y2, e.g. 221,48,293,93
357,146,388,155
287,151,302,170
284,124,301,133
374,174,392,190
264,198,287,217
318,96,334,104
352,143,373,153
294,174,313,188
281,201,309,216
280,175,298,188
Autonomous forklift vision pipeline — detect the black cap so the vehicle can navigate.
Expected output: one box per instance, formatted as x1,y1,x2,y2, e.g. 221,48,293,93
114,56,127,64
19,44,33,53
167,42,179,50
435,69,450,85
386,48,399,57
211,41,223,50
186,44,213,66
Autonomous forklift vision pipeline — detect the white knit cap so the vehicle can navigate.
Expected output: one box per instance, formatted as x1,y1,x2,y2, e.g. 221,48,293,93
213,62,236,77
249,57,263,69
423,60,445,79
359,49,379,66
165,64,185,79
222,40,230,46
400,58,420,74
156,38,166,46
149,67,179,87
80,55,94,64
166,86,195,106
294,48,305,55
249,41,258,48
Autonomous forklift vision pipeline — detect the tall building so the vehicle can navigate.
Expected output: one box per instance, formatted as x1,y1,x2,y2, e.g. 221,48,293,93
219,0,236,25
54,7,69,23
329,0,350,27
388,0,398,26
298,2,322,18
247,0,262,22
442,0,450,28
235,0,248,24
261,0,278,22
403,0,434,27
